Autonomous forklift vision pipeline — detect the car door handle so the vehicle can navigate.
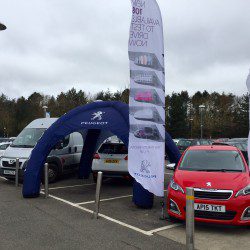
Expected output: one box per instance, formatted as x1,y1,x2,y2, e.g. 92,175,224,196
74,146,77,153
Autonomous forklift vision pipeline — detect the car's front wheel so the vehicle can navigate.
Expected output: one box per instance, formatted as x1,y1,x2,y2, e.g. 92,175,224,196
41,163,59,184
48,164,59,183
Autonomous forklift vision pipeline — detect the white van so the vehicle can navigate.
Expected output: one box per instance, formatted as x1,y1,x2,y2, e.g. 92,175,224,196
0,118,83,182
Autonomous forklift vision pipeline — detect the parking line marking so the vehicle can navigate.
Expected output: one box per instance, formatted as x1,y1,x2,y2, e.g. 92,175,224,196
41,191,165,236
76,194,133,205
42,192,94,213
147,224,181,234
96,211,153,236
41,183,96,191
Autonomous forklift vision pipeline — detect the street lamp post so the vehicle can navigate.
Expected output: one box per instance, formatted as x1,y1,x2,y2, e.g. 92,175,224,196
199,105,205,139
42,106,48,118
190,118,193,139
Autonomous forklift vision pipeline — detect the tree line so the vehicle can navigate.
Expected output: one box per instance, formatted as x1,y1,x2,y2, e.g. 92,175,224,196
0,88,248,139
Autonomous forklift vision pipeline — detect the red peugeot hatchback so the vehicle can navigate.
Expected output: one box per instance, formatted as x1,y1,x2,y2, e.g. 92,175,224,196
167,145,250,225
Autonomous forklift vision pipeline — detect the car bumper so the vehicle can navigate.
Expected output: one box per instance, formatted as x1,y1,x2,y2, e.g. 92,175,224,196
0,167,24,180
167,189,250,225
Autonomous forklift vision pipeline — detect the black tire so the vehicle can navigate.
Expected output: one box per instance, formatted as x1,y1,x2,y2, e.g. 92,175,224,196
47,163,59,183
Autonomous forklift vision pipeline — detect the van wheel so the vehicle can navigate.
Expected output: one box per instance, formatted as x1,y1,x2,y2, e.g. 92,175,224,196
48,164,59,183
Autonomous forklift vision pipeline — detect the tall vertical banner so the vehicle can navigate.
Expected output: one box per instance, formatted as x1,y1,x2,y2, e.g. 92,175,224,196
128,0,165,196
246,69,250,166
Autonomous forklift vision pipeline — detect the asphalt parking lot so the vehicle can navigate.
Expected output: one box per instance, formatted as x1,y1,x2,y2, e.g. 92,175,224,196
43,173,175,234
0,171,249,250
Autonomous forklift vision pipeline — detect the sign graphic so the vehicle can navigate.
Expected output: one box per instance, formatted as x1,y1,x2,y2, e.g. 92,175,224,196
140,160,151,173
206,182,212,187
128,0,165,196
91,111,105,121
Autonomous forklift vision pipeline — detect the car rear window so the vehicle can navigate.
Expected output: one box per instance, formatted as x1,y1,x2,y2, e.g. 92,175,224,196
177,140,192,147
179,150,245,172
98,143,128,154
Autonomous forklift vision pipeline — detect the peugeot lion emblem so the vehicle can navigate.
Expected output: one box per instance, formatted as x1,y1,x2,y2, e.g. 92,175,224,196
91,111,105,121
206,182,212,187
140,160,151,174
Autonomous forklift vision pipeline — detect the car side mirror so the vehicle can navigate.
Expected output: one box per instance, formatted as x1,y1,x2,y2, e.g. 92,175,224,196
166,163,176,171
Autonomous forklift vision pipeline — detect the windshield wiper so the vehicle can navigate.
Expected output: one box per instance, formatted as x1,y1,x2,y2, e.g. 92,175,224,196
217,169,242,172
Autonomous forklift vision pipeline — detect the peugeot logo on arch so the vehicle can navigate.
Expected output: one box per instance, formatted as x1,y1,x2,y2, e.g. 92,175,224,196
206,182,212,187
91,111,105,121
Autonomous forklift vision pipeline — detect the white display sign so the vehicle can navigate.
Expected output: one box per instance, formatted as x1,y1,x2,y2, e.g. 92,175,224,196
128,0,165,196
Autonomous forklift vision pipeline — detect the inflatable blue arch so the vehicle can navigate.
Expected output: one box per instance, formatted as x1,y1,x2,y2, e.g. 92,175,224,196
22,101,181,208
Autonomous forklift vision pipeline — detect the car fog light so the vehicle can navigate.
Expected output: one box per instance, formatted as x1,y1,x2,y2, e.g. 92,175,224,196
242,207,250,220
169,199,180,215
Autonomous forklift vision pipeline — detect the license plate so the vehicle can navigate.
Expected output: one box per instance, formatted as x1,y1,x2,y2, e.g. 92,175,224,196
3,170,16,175
194,203,226,213
104,159,120,164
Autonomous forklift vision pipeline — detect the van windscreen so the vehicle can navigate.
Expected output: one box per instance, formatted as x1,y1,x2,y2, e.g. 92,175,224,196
98,143,128,154
11,128,46,148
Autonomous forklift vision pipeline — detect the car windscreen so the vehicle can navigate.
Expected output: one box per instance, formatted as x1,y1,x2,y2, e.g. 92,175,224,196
98,143,128,154
11,128,46,148
177,140,192,147
241,143,247,151
179,150,245,172
0,143,10,150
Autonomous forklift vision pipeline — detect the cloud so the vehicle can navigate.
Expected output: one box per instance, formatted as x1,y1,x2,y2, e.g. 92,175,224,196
0,0,249,98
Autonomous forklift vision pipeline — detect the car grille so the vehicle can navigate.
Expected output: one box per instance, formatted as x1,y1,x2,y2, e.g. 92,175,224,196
2,161,22,168
194,210,236,220
194,188,233,200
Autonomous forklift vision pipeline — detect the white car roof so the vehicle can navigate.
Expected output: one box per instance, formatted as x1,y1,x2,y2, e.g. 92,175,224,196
103,135,123,144
25,118,58,129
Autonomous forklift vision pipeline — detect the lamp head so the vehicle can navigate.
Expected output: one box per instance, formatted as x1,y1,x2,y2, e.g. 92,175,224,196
0,22,7,31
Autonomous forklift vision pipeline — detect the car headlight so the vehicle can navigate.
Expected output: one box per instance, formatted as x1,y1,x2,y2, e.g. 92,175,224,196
170,179,184,194
235,185,250,197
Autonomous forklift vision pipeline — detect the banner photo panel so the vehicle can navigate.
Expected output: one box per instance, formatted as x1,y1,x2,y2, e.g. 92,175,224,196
128,0,165,196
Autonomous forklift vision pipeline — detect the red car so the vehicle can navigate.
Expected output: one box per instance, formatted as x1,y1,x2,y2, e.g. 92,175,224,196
134,91,153,103
167,145,250,225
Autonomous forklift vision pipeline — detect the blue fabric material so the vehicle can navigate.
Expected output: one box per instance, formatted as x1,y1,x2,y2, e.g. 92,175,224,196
23,101,129,197
79,129,101,179
165,131,181,164
22,101,181,209
133,180,154,208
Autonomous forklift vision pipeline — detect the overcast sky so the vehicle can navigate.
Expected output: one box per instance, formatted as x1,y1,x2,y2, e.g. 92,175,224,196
0,0,250,98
